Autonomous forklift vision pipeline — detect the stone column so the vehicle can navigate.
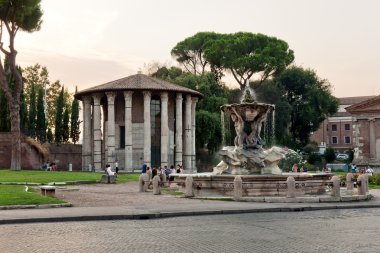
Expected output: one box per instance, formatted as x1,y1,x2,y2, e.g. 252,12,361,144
191,97,198,171
82,96,92,171
175,93,183,166
160,92,169,168
369,118,376,159
124,91,133,171
184,95,192,170
92,94,102,171
106,92,116,166
143,91,151,167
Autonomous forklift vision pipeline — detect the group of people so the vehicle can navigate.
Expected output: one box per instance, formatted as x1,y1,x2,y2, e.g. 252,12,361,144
42,161,57,171
351,164,374,176
291,164,308,173
141,163,184,182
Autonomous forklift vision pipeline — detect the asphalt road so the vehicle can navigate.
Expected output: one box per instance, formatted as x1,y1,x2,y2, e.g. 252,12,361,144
1,208,379,253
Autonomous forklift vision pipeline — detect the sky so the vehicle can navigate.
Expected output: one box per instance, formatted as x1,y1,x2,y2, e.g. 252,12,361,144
15,0,380,98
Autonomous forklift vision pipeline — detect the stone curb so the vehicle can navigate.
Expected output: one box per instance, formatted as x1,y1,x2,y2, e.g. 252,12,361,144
0,203,72,210
1,204,380,225
0,181,98,186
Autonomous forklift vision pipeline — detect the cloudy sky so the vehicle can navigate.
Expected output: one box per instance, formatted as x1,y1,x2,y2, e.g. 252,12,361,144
15,0,380,98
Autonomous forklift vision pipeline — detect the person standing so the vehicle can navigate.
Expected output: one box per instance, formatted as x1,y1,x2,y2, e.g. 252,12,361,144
366,166,374,176
141,163,147,174
292,164,298,173
115,161,119,174
152,167,157,178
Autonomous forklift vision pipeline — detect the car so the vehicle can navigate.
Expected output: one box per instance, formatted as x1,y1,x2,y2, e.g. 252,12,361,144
336,153,349,160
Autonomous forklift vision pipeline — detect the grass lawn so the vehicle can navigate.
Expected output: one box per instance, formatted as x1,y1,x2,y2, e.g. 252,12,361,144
0,170,139,184
0,185,65,206
369,184,380,189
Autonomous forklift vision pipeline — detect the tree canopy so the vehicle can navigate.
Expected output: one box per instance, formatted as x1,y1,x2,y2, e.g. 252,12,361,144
274,66,338,147
171,32,221,76
171,32,294,90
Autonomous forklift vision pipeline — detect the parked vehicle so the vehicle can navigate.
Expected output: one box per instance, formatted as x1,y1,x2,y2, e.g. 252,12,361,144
336,153,349,160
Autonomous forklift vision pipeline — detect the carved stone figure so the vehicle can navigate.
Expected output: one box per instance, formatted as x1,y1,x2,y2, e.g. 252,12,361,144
213,100,285,175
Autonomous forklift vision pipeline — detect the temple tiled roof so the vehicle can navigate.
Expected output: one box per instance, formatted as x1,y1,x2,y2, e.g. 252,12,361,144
75,73,202,100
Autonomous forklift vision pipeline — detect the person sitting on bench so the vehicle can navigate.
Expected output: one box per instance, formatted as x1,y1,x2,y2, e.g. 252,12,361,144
105,164,116,176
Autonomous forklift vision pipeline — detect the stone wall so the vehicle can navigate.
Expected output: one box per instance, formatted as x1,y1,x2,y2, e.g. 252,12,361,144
49,144,82,171
0,132,82,171
0,132,44,169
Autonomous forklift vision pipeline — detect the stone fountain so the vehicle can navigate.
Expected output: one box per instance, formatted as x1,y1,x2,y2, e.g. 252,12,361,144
213,92,285,175
173,88,332,197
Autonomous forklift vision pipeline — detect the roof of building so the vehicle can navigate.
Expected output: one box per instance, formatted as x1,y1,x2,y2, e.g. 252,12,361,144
345,95,380,113
338,96,376,105
74,73,203,100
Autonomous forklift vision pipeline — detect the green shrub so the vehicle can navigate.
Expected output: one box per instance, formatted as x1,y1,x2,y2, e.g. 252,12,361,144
324,147,336,163
369,173,380,185
307,152,322,164
279,149,307,171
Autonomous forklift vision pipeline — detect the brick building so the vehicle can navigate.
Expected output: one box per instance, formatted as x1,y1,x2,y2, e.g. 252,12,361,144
310,95,380,167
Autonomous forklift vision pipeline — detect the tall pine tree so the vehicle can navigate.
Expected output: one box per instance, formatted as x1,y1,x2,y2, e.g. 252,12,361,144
20,89,28,135
28,83,37,138
46,128,53,143
36,87,46,142
70,87,80,144
0,89,10,131
54,87,64,144
62,107,70,143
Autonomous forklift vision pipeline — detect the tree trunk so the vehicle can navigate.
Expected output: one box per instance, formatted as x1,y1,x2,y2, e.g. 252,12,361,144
10,102,21,170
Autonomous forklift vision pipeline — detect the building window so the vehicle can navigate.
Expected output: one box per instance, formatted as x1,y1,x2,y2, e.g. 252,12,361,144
331,136,338,144
331,124,337,131
344,136,351,144
345,124,350,131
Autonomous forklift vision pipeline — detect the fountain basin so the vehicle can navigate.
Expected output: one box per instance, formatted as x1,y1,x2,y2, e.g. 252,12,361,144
173,173,333,197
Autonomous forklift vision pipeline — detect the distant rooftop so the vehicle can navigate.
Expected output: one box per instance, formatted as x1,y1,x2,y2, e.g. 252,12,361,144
338,96,376,105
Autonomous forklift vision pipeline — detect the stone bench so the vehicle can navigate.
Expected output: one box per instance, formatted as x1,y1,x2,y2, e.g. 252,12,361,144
40,186,56,197
100,174,117,184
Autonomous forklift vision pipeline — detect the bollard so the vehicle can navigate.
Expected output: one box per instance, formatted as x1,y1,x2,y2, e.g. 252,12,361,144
142,174,149,192
346,173,354,191
185,176,194,197
234,176,243,200
357,175,366,195
162,172,167,185
365,174,369,193
287,176,296,198
331,176,341,197
153,175,161,195
138,174,145,192
69,163,72,172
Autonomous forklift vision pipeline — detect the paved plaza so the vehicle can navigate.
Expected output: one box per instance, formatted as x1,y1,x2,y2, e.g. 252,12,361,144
1,209,380,252
1,182,380,225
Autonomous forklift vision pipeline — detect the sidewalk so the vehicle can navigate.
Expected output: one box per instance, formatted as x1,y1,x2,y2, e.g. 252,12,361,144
1,182,380,225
